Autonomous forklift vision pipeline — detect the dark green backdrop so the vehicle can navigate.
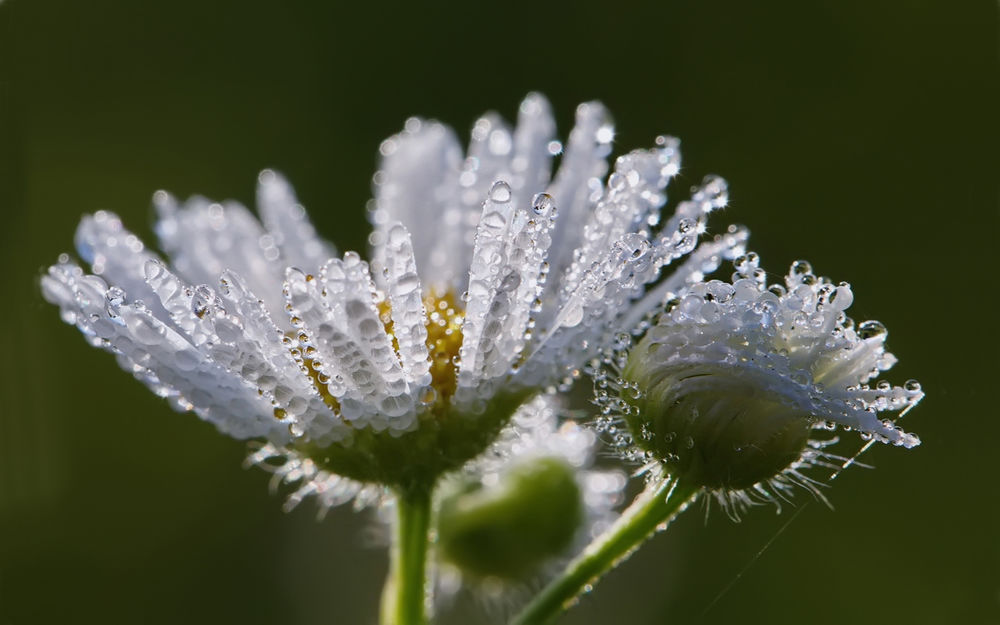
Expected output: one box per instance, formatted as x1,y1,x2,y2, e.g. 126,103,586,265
1,1,996,623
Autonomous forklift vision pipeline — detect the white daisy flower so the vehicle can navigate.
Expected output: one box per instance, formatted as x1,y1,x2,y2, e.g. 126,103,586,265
434,394,626,598
597,252,923,510
41,93,742,494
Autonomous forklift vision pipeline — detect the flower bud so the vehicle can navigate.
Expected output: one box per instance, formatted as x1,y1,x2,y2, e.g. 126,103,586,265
434,396,625,588
622,360,813,490
437,457,583,580
601,257,923,497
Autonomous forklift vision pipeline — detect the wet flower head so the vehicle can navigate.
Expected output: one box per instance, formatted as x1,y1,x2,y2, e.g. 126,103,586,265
597,253,923,504
41,93,745,497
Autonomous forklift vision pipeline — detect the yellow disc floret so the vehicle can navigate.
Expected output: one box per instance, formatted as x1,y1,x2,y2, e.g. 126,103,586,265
422,291,464,404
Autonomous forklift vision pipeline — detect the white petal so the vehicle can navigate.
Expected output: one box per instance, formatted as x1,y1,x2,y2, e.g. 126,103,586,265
74,211,170,322
380,224,431,387
44,259,288,443
153,191,285,321
256,169,337,272
372,119,464,291
509,93,557,212
544,102,614,281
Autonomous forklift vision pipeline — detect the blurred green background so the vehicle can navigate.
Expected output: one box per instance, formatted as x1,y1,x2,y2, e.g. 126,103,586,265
0,1,996,623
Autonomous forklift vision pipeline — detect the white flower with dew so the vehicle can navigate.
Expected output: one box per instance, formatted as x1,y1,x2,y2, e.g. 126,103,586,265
596,253,923,512
41,93,744,498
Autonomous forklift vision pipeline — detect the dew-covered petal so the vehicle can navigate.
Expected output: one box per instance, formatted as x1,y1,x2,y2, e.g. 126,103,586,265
544,102,614,281
509,93,557,213
456,181,525,395
463,113,516,208
516,232,656,391
256,169,338,272
371,119,465,291
557,143,682,303
620,225,749,334
74,211,171,322
153,191,286,321
42,259,290,443
647,175,729,275
380,224,431,388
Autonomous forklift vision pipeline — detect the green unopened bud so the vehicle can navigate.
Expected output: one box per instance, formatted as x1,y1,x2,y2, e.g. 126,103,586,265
437,457,583,580
623,356,812,491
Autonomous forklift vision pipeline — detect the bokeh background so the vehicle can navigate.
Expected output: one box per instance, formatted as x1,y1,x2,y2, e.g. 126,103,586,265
1,1,996,623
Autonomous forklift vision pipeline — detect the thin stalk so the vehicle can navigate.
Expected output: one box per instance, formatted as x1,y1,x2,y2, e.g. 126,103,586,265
511,476,698,625
381,485,433,625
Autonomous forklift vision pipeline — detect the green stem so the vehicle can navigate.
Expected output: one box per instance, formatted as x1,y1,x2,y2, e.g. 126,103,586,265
510,476,699,625
382,485,433,625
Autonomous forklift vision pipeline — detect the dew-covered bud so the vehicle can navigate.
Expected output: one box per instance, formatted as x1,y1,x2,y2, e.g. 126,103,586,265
437,457,583,580
622,360,813,490
601,257,923,495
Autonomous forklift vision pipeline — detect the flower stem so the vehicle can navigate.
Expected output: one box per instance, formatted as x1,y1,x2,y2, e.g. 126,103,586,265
382,484,433,625
510,476,698,625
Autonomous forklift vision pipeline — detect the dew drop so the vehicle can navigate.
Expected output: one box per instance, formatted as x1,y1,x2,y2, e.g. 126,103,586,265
857,320,887,340
105,286,126,319
488,180,512,204
531,192,556,217
560,303,585,328
387,224,410,247
791,260,813,276
191,285,214,319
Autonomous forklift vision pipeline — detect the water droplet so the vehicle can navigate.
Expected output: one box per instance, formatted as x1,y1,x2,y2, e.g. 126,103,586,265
791,260,813,276
904,379,921,392
105,286,126,319
387,224,410,247
488,180,512,203
420,387,438,405
500,272,521,292
531,192,556,217
397,272,420,295
191,285,214,319
559,303,585,328
488,128,512,156
481,211,506,230
857,320,887,340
